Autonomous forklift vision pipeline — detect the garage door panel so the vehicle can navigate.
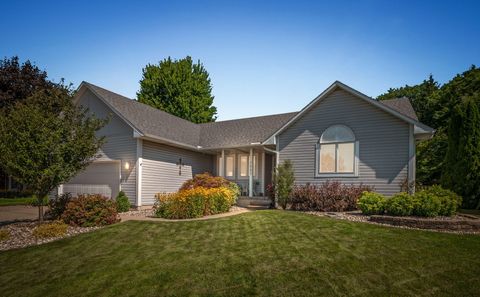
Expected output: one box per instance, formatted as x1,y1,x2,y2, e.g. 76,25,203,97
65,162,120,198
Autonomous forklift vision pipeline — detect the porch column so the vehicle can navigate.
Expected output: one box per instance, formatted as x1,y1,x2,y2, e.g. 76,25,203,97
249,148,253,197
220,149,225,177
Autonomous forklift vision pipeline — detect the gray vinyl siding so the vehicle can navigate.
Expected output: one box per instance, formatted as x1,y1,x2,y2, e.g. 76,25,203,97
141,141,214,205
66,89,137,204
278,88,409,196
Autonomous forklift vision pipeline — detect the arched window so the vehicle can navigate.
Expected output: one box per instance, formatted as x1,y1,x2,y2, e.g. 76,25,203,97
316,125,358,176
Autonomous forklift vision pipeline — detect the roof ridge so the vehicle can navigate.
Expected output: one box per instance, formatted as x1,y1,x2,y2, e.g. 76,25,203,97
200,111,299,125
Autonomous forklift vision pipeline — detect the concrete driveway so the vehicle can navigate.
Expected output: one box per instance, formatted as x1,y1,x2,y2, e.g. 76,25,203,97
0,205,44,224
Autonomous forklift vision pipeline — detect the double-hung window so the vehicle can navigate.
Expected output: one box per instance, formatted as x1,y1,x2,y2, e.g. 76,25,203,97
316,125,358,176
238,154,257,178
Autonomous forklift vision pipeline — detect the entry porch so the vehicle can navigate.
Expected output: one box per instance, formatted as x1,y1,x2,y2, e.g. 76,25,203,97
210,146,276,197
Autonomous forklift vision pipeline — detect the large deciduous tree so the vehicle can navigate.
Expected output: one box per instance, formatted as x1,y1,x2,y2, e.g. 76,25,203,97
137,56,217,123
442,96,480,209
0,56,66,109
0,88,106,221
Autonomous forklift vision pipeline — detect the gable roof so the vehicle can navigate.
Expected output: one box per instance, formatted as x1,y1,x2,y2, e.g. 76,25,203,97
78,82,297,149
83,82,202,147
380,97,418,121
267,81,434,143
78,80,432,151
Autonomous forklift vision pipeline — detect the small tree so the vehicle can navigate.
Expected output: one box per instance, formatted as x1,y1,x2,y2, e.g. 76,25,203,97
442,95,480,209
0,88,106,221
273,160,295,209
137,56,217,123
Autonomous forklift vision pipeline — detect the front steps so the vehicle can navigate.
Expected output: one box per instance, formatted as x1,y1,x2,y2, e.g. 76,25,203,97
236,196,271,209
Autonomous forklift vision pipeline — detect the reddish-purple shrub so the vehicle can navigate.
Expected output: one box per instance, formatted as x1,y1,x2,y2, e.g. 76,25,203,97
61,194,118,227
289,181,373,211
180,172,230,191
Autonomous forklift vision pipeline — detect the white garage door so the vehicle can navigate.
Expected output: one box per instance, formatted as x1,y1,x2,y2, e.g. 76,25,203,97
63,162,120,199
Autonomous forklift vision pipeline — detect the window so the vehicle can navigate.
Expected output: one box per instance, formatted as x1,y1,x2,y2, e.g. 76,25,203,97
226,156,234,177
218,155,235,177
238,154,257,178
317,125,357,176
240,156,248,177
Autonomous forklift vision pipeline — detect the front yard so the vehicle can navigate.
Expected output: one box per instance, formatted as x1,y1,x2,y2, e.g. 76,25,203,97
1,210,479,296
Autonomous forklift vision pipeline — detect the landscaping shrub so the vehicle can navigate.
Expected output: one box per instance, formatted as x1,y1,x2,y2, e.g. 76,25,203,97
61,194,118,227
420,185,462,216
290,181,373,212
274,160,295,209
266,183,275,208
0,229,10,242
154,186,236,219
46,193,73,219
357,192,386,215
33,221,68,239
413,191,442,217
180,172,230,190
385,192,415,216
115,191,131,212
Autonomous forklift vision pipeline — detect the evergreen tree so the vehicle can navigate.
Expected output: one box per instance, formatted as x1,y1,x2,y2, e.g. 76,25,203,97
137,56,217,123
442,96,480,208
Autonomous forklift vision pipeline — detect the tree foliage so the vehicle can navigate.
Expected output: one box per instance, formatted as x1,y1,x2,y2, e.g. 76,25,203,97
442,96,480,209
0,88,106,221
137,56,217,123
379,66,480,208
0,56,70,110
378,75,439,127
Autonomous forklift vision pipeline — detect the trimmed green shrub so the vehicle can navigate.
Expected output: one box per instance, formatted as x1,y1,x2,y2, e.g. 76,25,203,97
357,192,386,215
0,229,10,242
385,192,415,216
421,185,462,216
46,193,73,219
33,221,68,238
115,191,130,212
413,191,442,217
61,194,118,227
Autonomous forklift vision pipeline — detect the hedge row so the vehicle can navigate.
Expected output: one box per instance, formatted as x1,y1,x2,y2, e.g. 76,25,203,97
357,185,462,217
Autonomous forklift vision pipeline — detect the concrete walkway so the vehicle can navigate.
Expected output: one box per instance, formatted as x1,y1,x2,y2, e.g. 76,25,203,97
120,207,253,222
0,205,45,224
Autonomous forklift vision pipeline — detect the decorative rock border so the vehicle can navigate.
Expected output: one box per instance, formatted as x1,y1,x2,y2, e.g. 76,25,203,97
369,215,480,231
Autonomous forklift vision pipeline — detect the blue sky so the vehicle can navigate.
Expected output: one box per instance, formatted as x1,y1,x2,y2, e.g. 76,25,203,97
2,0,479,120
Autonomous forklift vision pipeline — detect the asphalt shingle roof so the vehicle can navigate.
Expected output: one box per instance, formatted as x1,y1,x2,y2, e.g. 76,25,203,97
198,112,298,148
380,97,418,121
83,82,421,149
86,83,201,147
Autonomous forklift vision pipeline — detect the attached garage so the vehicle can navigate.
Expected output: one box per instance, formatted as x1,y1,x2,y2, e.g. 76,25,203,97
63,162,121,199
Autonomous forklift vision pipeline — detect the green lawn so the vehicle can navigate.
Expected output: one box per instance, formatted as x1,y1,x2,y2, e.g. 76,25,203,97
0,197,34,206
1,211,479,297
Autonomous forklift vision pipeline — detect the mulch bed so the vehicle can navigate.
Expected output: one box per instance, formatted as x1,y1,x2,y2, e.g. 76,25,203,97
0,222,100,251
304,211,480,235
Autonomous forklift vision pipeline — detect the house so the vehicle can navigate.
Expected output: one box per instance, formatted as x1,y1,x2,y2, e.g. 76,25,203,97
59,81,434,207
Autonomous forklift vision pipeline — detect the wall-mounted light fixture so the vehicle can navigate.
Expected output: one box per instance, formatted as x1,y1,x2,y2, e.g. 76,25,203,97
124,161,130,170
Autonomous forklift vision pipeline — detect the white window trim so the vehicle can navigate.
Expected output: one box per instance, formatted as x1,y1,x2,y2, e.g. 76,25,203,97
315,141,359,178
225,155,235,178
237,153,258,179
218,154,236,178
